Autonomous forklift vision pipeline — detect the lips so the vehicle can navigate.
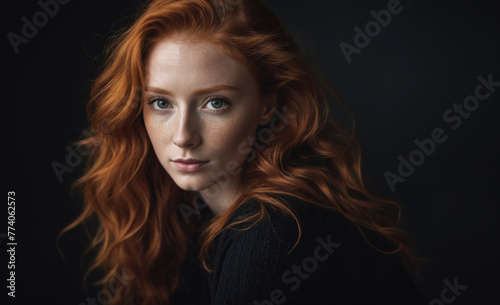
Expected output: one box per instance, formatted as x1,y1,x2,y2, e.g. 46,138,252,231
172,158,208,164
172,159,209,172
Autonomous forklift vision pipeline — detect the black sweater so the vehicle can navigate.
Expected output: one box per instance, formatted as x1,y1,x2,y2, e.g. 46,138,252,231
171,194,427,305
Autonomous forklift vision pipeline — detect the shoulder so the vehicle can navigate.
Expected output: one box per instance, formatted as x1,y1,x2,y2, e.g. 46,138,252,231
216,193,368,253
214,195,301,259
209,194,427,304
210,194,366,289
215,194,354,252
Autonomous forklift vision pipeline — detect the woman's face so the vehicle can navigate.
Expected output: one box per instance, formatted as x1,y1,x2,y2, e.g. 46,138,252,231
143,35,274,201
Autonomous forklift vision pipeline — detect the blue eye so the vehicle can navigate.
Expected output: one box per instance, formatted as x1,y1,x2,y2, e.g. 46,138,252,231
206,97,229,111
150,98,171,109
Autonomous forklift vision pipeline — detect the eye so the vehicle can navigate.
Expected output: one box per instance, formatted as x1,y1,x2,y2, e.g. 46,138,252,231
205,96,229,111
149,97,171,110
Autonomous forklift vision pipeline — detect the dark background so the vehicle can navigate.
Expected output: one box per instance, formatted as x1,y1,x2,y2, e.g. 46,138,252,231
2,0,499,304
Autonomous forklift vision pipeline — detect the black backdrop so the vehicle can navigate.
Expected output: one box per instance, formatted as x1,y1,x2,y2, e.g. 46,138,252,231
2,0,499,304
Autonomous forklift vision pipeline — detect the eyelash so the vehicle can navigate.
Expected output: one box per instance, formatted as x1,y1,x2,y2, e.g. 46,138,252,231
147,95,230,113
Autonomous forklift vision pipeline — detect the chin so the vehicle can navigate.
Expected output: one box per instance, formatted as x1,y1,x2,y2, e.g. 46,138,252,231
171,176,212,192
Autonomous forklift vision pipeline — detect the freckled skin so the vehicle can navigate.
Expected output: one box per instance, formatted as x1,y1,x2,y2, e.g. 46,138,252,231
143,35,275,214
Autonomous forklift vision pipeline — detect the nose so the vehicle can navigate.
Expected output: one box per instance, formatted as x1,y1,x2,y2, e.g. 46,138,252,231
172,107,201,148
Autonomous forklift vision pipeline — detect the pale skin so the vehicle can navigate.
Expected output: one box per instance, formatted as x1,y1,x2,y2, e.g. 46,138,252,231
143,34,276,215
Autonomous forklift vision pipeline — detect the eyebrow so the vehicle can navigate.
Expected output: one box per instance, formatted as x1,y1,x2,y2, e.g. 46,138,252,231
145,85,239,96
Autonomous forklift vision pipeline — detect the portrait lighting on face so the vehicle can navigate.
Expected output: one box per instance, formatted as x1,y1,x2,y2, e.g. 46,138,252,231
143,35,275,214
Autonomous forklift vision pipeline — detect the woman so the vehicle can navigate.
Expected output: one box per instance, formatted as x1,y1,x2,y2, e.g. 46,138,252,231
61,0,427,304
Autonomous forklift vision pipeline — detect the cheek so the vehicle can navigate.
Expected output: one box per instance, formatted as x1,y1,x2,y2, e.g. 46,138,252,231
209,116,258,160
143,111,169,153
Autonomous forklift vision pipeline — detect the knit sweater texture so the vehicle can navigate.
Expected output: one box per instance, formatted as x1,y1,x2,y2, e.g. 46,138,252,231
171,193,427,305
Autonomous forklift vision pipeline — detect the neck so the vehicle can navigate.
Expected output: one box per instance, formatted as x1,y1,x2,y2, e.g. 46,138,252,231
198,175,243,216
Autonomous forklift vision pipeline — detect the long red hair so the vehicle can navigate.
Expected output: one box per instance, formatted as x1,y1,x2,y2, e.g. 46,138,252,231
60,0,420,304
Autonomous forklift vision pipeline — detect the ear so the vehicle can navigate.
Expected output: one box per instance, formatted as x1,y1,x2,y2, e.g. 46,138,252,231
258,91,277,126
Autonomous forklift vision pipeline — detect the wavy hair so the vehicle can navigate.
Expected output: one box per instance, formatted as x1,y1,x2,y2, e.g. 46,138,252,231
60,0,421,304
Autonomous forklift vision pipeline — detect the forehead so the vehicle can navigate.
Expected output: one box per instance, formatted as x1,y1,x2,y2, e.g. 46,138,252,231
145,36,253,88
